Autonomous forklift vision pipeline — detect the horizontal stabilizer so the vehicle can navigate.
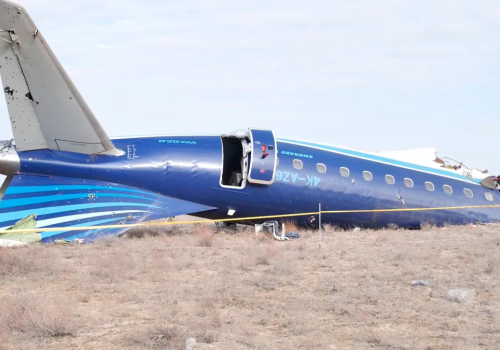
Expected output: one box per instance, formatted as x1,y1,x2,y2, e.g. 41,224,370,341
0,0,122,155
0,174,217,244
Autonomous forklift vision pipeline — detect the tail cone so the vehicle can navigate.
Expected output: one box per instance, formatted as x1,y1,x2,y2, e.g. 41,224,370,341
0,140,20,176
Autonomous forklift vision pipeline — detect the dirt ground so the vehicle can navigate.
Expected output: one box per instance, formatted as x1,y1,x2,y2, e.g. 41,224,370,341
0,218,499,350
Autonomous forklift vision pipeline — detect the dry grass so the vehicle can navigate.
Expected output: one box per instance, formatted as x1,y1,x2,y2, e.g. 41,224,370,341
0,292,76,341
0,218,500,349
194,225,217,247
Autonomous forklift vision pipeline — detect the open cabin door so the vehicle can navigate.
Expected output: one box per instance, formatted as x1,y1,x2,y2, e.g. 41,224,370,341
247,128,277,185
220,128,277,189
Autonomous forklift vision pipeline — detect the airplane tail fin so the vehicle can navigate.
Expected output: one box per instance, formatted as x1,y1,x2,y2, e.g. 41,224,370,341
0,0,123,156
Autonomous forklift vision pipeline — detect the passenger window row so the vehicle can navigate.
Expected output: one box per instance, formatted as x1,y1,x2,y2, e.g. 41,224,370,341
291,158,494,201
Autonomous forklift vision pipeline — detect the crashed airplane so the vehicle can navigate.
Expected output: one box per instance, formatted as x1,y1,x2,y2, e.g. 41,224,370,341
0,0,499,246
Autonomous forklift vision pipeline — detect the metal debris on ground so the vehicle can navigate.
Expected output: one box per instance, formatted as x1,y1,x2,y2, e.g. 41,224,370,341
411,280,430,286
448,289,476,303
255,220,300,241
185,337,196,350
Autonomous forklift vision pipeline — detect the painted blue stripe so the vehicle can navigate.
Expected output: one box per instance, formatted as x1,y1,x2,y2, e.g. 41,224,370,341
0,210,147,231
36,210,146,228
278,138,478,183
2,190,164,202
5,185,164,197
41,217,128,239
0,202,161,224
0,193,170,209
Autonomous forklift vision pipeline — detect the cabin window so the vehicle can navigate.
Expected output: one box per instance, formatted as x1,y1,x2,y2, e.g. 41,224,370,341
443,185,453,195
485,192,494,202
404,178,414,188
463,188,473,198
276,158,279,165
363,171,372,181
340,167,350,177
316,163,327,174
425,181,435,191
385,175,395,185
293,159,303,170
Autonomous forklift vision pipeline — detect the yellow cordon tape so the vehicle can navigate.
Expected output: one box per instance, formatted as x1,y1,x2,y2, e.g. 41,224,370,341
0,204,499,234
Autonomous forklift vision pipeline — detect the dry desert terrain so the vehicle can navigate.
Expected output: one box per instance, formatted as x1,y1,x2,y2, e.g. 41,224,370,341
1,219,499,350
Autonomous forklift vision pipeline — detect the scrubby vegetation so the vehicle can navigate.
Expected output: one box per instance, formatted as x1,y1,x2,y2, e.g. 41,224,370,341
0,219,499,349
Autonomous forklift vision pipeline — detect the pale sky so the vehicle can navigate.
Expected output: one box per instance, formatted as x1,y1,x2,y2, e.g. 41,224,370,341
1,0,499,175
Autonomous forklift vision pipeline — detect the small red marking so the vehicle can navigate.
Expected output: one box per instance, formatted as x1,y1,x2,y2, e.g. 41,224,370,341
260,169,265,173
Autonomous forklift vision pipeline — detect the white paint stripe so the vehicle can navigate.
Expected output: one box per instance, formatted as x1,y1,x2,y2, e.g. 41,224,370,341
0,210,147,230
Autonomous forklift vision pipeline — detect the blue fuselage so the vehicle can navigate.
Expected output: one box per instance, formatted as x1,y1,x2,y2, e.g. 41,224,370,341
14,135,500,229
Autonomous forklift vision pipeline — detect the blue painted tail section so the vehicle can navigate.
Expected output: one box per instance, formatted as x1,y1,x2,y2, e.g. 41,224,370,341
0,174,216,243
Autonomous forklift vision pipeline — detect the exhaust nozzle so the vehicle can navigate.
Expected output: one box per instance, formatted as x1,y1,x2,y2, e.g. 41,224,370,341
0,140,20,176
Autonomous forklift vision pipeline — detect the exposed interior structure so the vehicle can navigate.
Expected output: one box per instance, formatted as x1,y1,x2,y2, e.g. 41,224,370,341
220,136,248,188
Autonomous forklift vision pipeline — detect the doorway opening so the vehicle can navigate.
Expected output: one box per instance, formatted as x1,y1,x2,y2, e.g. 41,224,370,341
220,136,248,189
